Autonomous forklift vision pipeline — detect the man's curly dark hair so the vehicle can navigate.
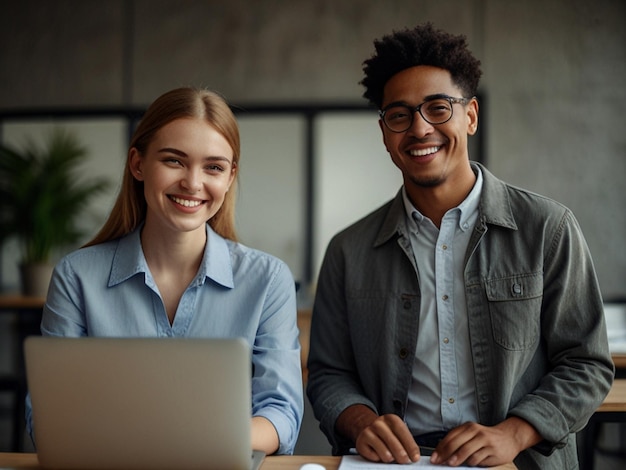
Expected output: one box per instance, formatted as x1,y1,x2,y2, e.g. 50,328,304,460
361,23,482,109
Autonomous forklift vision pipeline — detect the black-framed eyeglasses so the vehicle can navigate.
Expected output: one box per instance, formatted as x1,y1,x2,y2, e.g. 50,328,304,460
379,95,471,133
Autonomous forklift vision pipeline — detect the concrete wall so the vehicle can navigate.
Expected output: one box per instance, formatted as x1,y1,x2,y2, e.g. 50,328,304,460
1,0,625,298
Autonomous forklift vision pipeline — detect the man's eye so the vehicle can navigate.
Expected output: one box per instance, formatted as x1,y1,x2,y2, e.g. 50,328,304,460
388,109,410,120
425,100,451,113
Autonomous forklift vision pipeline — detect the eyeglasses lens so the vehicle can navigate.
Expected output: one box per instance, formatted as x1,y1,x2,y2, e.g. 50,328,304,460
383,99,454,132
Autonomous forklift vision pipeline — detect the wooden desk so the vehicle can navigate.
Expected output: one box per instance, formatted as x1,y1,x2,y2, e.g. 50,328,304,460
596,378,626,412
0,453,518,469
613,353,626,373
0,294,46,310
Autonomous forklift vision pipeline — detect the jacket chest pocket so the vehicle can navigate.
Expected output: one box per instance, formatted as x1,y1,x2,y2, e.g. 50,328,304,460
485,273,543,351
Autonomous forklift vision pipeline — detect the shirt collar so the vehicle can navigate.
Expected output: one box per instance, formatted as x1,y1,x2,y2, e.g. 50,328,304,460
110,226,148,287
110,223,234,289
375,162,517,247
402,165,483,233
202,224,234,288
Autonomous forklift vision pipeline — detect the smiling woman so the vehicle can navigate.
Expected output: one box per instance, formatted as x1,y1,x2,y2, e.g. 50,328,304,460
128,117,236,238
87,88,242,245
24,87,304,456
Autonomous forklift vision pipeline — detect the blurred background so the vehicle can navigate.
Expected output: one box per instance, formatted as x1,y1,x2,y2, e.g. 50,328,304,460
0,0,625,464
1,0,624,298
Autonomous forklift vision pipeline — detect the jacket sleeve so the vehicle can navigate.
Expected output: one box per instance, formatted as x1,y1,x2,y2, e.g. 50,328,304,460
305,235,379,454
508,209,614,454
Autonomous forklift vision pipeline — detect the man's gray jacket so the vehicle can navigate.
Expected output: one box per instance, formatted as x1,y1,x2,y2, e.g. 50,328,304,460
306,162,613,470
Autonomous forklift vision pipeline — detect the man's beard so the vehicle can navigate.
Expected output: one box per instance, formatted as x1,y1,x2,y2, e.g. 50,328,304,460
409,173,445,188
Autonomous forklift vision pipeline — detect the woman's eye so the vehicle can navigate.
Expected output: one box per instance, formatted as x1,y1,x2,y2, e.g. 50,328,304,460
164,157,182,165
206,164,225,172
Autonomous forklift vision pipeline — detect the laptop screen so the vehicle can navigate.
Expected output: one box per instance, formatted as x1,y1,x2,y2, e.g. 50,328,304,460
25,336,257,470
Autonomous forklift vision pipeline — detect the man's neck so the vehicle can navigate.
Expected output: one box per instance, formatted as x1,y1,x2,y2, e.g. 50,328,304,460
405,168,477,228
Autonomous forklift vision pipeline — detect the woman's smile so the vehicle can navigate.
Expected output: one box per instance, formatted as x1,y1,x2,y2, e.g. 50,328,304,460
168,195,205,208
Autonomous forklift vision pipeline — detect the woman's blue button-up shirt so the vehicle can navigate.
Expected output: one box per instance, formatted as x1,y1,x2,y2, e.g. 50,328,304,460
26,224,303,455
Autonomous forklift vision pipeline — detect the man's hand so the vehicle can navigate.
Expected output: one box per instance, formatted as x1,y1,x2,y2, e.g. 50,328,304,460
355,414,421,463
430,417,542,467
336,405,420,464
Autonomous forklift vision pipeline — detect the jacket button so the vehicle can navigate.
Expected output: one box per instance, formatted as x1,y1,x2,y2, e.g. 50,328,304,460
399,348,409,359
403,300,411,309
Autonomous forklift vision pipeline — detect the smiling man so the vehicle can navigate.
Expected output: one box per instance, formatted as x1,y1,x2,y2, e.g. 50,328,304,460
306,23,613,469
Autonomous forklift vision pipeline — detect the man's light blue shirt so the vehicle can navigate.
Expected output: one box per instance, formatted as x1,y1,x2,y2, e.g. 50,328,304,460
402,168,483,436
26,224,303,454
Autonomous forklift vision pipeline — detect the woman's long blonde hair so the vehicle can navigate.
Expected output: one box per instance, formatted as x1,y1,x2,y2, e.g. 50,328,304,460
84,87,240,247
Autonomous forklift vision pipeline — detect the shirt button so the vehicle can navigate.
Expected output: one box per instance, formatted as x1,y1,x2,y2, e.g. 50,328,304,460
442,244,448,250
442,294,449,301
443,337,449,344
448,397,455,404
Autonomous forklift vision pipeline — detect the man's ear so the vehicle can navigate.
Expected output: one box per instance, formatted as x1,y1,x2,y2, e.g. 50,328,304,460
467,98,479,136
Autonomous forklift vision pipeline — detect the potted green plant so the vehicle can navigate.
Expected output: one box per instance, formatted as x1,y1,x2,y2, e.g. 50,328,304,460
0,128,111,297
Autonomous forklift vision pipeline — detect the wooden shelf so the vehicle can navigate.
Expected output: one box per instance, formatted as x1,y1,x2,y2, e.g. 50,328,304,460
0,294,45,310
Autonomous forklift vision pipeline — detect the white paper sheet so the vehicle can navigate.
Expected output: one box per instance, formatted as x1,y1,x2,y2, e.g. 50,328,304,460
338,454,476,468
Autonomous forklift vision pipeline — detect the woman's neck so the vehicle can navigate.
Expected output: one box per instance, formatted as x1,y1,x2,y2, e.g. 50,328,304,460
139,222,207,325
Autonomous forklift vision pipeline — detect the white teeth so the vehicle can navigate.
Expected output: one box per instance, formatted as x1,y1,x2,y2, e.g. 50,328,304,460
171,196,202,207
409,146,440,157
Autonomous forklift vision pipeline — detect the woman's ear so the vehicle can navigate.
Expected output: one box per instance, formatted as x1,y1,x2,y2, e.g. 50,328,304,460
227,162,237,191
129,148,144,181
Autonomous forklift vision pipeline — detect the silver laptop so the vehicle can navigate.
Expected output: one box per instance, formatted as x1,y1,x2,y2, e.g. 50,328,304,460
24,336,265,470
